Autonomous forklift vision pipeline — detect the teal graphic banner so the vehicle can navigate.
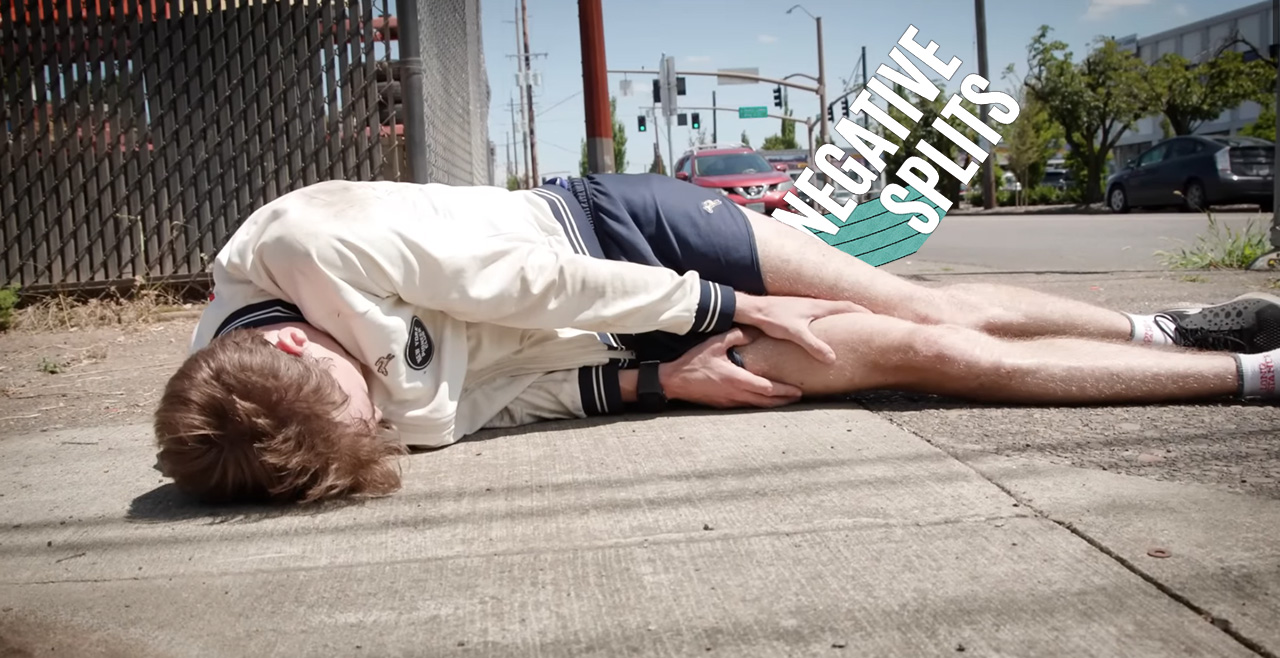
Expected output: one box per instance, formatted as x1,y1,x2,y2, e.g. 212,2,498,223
805,186,947,267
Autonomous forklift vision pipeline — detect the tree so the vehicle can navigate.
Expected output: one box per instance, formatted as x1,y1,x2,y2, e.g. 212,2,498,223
647,148,667,175
505,173,521,190
1024,26,1149,203
741,130,751,147
1241,100,1276,141
1002,65,1062,200
688,127,709,148
761,107,800,150
579,97,629,175
1147,51,1273,136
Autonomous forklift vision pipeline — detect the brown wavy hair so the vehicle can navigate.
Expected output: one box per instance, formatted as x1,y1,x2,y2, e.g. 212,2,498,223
154,329,406,504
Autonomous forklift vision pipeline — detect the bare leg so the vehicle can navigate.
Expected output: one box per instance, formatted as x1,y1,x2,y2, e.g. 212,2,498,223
742,208,1135,342
733,313,1239,405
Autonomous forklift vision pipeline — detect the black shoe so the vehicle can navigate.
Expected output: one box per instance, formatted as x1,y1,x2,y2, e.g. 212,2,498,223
1158,292,1280,354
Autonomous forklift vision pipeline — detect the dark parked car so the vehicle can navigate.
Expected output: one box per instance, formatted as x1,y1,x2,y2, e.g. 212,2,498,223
1106,135,1274,213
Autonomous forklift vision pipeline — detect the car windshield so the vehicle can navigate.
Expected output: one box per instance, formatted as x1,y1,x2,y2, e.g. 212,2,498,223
1043,171,1066,181
695,152,774,176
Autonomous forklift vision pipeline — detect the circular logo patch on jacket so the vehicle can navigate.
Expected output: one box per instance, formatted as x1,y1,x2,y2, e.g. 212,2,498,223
405,316,434,370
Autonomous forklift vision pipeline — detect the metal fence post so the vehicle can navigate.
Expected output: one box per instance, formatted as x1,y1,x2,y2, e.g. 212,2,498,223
396,0,429,184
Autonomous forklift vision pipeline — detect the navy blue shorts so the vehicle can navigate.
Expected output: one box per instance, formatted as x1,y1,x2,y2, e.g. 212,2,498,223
534,173,765,365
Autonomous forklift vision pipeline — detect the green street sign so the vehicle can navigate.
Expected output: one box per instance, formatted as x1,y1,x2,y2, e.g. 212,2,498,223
738,106,768,119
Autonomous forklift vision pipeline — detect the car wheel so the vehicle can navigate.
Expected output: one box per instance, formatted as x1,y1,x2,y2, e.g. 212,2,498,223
1183,180,1207,212
1108,185,1130,214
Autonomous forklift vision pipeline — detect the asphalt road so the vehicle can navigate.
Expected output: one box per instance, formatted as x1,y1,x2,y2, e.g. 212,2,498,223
912,211,1272,272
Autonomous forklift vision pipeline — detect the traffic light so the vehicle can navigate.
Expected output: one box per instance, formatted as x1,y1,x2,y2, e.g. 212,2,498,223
652,79,661,104
841,97,850,118
827,105,834,122
676,76,687,96
638,115,647,132
772,85,783,108
691,113,700,129
677,113,688,127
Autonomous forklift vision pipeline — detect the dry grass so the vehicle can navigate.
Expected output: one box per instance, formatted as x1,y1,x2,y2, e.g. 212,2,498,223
10,284,202,333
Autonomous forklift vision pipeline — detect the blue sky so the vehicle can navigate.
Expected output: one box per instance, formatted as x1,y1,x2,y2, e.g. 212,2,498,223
483,0,1265,180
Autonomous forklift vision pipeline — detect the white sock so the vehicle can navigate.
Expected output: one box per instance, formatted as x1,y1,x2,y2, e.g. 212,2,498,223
1125,314,1176,347
1235,352,1279,399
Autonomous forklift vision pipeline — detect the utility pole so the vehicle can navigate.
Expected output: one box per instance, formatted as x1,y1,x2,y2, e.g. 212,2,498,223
706,90,716,142
975,0,997,210
521,0,540,185
509,94,522,187
578,0,613,173
508,6,532,189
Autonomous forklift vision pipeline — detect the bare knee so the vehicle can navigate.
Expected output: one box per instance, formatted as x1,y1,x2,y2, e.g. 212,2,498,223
893,322,999,384
921,283,1012,332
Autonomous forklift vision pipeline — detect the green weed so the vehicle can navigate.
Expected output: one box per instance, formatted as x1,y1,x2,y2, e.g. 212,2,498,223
0,286,19,332
1157,212,1271,270
38,357,67,375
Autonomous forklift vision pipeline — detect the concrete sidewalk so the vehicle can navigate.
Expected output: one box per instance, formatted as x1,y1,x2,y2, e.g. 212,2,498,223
2,406,1276,657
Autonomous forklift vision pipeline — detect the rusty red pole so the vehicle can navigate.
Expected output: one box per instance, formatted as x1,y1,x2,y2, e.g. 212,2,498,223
579,0,614,173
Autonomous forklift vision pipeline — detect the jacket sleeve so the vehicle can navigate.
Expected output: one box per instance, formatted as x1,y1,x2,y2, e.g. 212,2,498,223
481,364,623,431
386,228,738,337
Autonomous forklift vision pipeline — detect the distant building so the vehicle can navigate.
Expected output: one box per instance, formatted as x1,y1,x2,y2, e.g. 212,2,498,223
1113,1,1276,165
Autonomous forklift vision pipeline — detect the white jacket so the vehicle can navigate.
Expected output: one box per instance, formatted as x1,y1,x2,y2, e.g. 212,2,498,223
190,180,736,447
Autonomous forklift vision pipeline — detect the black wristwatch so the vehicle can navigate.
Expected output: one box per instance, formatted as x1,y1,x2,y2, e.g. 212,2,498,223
636,360,668,413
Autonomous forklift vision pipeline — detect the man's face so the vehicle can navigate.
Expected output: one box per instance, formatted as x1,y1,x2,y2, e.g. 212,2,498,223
260,323,382,426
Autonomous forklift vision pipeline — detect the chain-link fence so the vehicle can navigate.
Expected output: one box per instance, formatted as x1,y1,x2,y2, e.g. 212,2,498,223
413,0,491,186
2,0,492,293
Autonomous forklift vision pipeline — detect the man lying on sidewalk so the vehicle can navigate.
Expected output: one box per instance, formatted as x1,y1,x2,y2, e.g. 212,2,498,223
154,174,1280,504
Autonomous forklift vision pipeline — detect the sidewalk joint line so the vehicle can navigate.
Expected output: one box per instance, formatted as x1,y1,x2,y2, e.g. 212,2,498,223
869,409,1277,658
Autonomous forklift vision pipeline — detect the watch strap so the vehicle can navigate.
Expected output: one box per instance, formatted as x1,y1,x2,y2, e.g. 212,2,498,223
636,360,667,412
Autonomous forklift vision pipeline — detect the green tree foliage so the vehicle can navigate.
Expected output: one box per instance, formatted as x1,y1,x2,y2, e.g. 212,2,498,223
506,173,521,190
1147,51,1274,136
1002,67,1062,196
761,107,800,150
1024,26,1149,203
648,148,667,175
1241,100,1276,141
579,97,629,175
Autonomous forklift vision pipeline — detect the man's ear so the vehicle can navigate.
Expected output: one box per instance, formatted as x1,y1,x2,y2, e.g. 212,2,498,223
270,326,309,356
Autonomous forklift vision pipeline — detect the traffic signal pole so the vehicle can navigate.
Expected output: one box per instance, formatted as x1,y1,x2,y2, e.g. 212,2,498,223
816,16,829,145
578,0,614,174
608,69,819,94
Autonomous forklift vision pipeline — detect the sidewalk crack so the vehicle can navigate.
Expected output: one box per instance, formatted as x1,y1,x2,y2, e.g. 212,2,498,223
870,410,1276,658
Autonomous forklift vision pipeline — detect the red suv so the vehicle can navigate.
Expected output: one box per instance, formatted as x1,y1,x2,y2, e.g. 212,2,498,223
673,145,795,213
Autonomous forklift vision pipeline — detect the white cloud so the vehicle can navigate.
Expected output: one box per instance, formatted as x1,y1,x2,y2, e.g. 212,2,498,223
1173,3,1189,17
1083,0,1153,20
758,34,779,44
685,55,712,64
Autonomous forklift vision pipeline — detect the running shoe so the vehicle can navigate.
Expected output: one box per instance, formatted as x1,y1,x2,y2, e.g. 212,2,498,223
1157,292,1280,354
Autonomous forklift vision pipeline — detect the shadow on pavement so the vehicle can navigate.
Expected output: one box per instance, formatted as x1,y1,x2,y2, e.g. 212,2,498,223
126,483,371,524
